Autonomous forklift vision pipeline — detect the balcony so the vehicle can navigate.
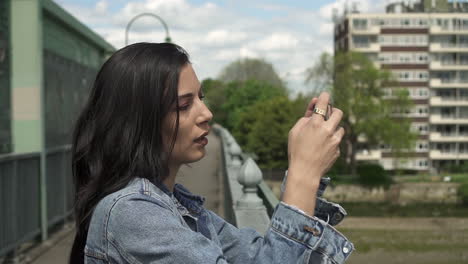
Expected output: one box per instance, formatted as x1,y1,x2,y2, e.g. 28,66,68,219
356,149,381,160
351,25,380,35
429,43,468,53
352,42,380,52
430,114,468,124
429,150,468,160
430,78,468,88
430,25,468,35
429,61,468,71
429,132,468,142
430,96,468,106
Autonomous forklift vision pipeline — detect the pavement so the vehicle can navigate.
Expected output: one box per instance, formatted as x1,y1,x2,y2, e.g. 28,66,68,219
24,133,224,264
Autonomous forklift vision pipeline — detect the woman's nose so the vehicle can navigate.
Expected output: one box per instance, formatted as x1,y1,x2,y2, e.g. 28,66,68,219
198,102,213,125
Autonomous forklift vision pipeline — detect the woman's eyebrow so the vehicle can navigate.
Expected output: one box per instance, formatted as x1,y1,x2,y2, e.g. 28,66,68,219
178,86,203,99
178,93,193,100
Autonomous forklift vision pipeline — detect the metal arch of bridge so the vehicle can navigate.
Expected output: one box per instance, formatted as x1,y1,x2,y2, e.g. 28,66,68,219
125,13,172,46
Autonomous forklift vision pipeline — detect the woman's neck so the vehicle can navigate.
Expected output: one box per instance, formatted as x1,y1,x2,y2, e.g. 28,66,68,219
162,163,180,192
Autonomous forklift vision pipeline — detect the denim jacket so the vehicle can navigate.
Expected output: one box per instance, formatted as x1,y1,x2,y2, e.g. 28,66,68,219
84,177,354,263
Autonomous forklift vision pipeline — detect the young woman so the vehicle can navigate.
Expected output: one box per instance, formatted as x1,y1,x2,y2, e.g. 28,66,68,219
69,42,353,264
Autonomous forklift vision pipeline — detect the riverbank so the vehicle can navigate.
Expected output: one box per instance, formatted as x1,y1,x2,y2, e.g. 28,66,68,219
337,217,468,264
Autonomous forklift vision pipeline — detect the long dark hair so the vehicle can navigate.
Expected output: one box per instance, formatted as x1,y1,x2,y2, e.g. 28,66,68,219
69,43,190,263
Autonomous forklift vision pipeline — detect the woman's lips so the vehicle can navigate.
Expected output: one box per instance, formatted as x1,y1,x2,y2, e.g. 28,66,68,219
194,136,208,146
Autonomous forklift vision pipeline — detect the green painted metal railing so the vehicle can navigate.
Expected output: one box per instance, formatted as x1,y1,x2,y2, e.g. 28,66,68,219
257,181,280,217
0,146,73,257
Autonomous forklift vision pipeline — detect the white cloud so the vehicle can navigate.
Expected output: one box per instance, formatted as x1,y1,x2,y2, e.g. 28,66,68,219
239,47,260,58
57,0,389,95
95,0,108,14
252,33,300,51
204,30,248,47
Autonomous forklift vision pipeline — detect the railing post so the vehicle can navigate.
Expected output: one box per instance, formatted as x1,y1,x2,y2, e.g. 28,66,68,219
214,124,274,234
234,157,270,234
228,140,242,167
236,158,264,209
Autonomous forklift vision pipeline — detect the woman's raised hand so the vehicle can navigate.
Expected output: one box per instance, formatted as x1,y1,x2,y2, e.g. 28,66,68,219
283,92,345,216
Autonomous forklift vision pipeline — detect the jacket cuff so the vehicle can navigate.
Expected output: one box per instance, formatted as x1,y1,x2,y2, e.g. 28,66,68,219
270,202,354,264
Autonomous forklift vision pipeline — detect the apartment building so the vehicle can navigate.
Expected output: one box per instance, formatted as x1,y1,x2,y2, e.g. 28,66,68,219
333,0,468,172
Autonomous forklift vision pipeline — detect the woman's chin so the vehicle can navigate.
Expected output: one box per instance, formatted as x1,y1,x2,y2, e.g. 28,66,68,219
187,149,206,163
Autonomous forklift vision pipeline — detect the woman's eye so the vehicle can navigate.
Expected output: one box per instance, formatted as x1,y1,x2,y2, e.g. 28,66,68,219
199,94,205,100
178,105,190,111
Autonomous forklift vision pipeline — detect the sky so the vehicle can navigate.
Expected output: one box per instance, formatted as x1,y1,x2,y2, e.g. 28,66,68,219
55,0,389,96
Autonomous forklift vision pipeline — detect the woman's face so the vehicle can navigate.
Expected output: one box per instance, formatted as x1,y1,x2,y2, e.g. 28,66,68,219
163,63,213,166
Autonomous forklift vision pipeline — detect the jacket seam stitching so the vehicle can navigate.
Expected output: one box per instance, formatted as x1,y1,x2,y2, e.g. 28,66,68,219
271,223,342,263
108,234,142,264
142,178,150,196
270,225,312,249
141,178,174,209
104,192,141,258
84,247,108,261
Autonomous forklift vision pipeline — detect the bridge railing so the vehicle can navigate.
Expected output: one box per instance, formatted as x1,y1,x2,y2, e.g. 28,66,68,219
212,124,280,234
0,146,72,257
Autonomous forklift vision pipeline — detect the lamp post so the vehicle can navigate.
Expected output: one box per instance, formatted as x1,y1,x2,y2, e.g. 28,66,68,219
125,13,172,46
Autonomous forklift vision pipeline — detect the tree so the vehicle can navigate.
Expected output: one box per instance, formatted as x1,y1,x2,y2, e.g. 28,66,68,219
233,96,306,169
305,52,334,94
306,51,417,176
218,58,287,92
220,79,287,131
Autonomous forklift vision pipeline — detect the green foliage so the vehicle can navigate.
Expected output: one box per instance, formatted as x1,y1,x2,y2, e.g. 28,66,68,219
458,183,468,206
357,163,393,188
221,79,287,131
305,52,334,94
327,156,349,177
442,163,468,174
232,96,305,169
203,78,288,131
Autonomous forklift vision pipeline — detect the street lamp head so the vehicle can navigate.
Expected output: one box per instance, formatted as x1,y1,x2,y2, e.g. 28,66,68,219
125,13,172,46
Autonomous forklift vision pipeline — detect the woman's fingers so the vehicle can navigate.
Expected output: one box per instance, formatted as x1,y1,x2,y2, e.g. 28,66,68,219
325,107,343,132
334,126,345,142
304,97,318,117
288,92,346,180
310,92,331,122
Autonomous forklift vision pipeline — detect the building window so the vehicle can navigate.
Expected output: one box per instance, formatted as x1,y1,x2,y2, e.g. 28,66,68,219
379,35,428,46
353,19,368,30
379,53,428,64
418,160,428,167
394,71,429,81
416,141,428,152
353,36,370,48
418,125,428,132
418,88,428,97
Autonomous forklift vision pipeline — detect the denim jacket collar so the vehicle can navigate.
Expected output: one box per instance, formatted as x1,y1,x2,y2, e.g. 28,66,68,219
142,178,206,216
173,183,206,214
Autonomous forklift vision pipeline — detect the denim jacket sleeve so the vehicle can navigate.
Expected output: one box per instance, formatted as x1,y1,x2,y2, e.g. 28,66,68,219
89,189,353,263
207,202,354,264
